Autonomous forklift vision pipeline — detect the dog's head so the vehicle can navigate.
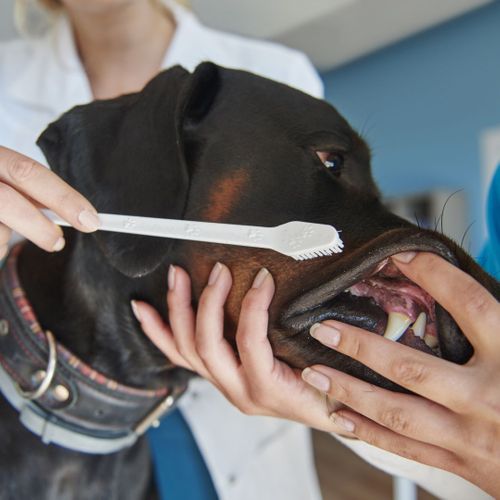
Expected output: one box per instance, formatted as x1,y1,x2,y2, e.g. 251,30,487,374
38,63,500,390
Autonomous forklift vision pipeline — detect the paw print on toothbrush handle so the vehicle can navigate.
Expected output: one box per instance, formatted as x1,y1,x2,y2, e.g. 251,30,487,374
248,229,263,242
185,223,201,237
288,224,316,249
123,217,137,229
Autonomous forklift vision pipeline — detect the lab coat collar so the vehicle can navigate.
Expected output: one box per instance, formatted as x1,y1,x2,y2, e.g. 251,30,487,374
161,0,212,70
5,1,206,115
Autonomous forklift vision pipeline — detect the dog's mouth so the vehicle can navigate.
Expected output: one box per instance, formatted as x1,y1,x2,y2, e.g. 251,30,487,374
341,258,438,352
282,235,472,364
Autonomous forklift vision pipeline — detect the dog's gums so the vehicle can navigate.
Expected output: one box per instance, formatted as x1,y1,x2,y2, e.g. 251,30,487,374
347,258,439,352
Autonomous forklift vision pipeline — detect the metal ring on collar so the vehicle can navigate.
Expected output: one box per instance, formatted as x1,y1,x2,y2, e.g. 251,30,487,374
16,330,57,400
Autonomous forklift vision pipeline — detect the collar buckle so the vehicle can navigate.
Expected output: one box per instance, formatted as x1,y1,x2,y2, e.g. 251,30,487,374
135,385,185,436
16,330,57,401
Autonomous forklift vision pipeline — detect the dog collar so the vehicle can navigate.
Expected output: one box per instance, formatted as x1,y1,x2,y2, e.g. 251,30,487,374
0,244,186,454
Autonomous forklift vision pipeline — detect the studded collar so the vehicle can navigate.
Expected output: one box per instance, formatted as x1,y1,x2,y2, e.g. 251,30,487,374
0,244,185,454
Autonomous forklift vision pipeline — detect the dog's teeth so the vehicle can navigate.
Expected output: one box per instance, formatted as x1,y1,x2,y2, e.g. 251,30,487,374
412,312,426,339
424,334,439,349
383,312,412,341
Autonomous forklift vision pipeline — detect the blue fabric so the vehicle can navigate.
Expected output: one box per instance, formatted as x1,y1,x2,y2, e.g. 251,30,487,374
478,164,500,279
148,409,219,500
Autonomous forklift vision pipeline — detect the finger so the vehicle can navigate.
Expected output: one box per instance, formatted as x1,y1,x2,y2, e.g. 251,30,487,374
236,268,277,382
0,147,100,233
195,263,251,402
309,320,470,411
330,408,462,476
167,265,217,381
233,269,351,424
0,182,65,252
132,300,192,371
392,252,500,348
304,365,462,452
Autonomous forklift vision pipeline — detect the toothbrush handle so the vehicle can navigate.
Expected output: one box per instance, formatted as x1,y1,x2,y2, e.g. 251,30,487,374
43,210,273,249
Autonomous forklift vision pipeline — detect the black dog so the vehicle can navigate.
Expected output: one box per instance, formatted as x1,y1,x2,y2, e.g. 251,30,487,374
0,63,498,499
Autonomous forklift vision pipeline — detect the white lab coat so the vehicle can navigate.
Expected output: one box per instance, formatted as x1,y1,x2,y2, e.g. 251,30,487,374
0,3,322,500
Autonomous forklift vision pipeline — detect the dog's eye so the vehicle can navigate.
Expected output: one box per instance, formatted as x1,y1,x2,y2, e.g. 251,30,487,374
316,151,344,174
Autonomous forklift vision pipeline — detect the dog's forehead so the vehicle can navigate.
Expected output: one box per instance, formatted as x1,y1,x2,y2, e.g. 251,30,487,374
216,68,353,139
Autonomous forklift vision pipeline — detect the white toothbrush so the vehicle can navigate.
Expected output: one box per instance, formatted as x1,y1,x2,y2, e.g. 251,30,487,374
43,210,343,260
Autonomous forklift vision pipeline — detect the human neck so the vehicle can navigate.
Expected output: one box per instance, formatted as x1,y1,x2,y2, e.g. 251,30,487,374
67,2,175,99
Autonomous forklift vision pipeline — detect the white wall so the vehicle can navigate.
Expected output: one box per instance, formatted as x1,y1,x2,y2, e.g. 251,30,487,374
0,0,17,41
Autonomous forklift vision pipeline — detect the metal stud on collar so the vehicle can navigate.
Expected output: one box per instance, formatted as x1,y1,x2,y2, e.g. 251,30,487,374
0,319,9,336
16,330,57,401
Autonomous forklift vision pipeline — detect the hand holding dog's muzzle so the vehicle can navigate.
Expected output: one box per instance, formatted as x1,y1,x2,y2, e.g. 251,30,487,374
133,264,355,436
302,252,500,497
133,252,500,497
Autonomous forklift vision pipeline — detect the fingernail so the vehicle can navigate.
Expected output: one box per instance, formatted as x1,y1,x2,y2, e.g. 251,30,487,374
52,236,65,252
252,268,269,289
330,412,355,432
208,262,223,285
78,209,101,231
302,367,331,392
392,251,417,264
131,300,141,322
168,265,176,291
310,323,340,347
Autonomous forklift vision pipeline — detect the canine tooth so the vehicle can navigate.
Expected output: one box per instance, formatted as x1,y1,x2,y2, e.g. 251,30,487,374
373,258,389,274
383,312,412,341
424,334,438,349
412,312,426,339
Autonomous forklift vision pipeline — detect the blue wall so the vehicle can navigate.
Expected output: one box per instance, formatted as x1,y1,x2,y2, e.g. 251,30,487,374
321,1,500,253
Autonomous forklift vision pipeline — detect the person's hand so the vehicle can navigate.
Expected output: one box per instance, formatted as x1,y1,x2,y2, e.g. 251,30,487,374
301,252,500,496
132,263,353,434
0,146,100,258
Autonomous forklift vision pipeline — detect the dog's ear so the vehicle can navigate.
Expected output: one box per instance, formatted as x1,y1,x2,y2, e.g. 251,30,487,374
181,61,220,126
37,63,221,277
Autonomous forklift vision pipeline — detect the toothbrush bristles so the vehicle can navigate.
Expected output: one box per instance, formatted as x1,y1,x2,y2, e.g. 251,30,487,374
292,242,345,260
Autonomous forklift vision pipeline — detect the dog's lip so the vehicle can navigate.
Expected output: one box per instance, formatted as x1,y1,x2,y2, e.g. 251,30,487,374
280,231,468,362
282,231,457,321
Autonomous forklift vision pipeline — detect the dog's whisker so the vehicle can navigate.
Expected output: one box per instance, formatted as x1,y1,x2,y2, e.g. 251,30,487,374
438,189,464,236
413,212,422,230
460,221,475,250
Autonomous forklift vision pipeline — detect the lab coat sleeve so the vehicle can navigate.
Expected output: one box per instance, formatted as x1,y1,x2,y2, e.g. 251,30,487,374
284,51,324,99
332,433,492,499
179,378,323,500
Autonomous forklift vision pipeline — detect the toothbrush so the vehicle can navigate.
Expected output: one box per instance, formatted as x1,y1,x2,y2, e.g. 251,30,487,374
43,210,343,260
